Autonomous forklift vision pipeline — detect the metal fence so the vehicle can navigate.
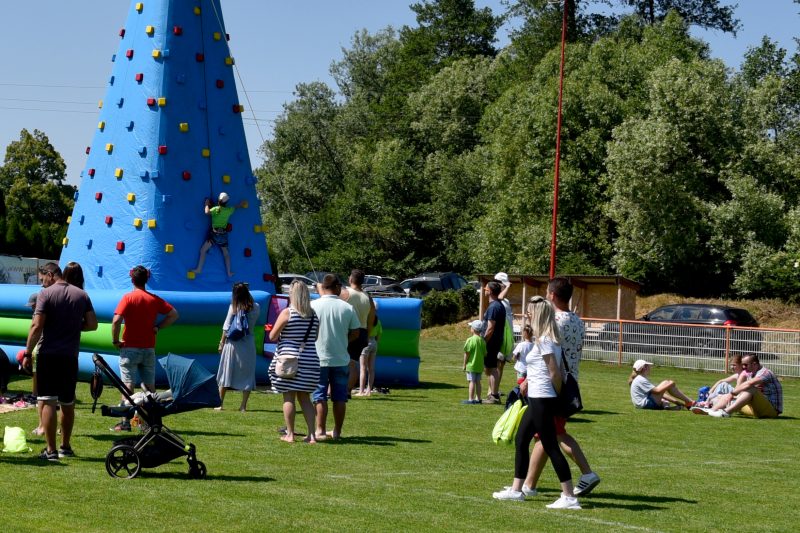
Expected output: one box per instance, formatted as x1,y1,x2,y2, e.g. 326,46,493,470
581,318,800,378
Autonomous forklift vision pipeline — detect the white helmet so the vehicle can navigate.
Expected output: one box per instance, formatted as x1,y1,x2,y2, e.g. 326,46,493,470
218,192,230,204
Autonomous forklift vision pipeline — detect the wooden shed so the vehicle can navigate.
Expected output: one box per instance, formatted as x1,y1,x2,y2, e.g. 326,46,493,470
476,274,641,323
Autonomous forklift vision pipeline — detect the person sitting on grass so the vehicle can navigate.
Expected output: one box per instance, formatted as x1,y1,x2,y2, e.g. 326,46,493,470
692,355,748,410
628,360,695,410
700,354,783,418
462,320,486,405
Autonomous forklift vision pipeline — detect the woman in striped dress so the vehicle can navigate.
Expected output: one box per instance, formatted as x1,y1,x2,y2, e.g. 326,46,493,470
269,281,320,443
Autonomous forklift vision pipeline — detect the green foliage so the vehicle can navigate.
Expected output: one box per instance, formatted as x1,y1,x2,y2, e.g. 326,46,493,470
420,286,478,328
0,128,73,257
255,3,800,302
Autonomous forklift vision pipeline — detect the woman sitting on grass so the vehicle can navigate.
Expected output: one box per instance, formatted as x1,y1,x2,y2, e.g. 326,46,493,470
692,355,748,411
629,360,695,410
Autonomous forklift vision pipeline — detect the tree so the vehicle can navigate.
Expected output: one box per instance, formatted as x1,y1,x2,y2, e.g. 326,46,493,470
0,129,74,257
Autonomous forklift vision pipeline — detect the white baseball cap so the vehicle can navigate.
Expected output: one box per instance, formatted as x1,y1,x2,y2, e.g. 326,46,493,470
633,359,653,372
494,272,510,287
218,192,230,203
468,320,484,333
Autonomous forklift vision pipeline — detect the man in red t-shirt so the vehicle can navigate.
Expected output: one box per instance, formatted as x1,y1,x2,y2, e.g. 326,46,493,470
110,266,178,431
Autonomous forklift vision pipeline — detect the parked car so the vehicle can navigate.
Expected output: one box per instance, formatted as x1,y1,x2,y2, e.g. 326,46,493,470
364,283,407,298
304,271,347,286
364,275,398,286
399,272,469,296
597,303,761,356
277,273,317,294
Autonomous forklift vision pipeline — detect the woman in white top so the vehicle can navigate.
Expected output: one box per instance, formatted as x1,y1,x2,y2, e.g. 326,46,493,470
628,360,694,410
493,296,580,510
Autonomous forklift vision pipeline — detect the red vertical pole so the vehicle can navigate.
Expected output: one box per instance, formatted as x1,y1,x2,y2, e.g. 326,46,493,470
549,0,569,280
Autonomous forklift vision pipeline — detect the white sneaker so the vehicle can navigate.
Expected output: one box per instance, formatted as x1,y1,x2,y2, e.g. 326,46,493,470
492,488,525,501
708,409,730,418
690,406,710,415
504,484,537,497
574,472,601,496
546,494,581,510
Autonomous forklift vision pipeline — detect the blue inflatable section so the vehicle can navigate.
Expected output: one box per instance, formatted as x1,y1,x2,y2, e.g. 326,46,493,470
373,298,422,330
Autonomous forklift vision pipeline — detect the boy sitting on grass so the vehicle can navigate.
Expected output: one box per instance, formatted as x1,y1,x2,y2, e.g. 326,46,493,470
462,320,486,405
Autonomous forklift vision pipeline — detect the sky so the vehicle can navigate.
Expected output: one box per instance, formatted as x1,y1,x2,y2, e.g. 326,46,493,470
0,1,797,187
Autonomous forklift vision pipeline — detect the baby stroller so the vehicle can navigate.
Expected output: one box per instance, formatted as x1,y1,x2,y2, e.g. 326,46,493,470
92,353,221,479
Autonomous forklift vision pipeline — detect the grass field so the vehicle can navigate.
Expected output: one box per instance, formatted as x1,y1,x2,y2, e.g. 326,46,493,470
1,338,797,532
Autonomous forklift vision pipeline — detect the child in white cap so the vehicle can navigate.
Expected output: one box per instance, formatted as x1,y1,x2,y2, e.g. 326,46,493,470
192,192,247,278
462,320,486,404
628,359,695,410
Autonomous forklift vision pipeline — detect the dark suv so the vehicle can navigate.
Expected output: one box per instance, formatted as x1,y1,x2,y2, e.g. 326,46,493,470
598,304,761,356
399,272,469,296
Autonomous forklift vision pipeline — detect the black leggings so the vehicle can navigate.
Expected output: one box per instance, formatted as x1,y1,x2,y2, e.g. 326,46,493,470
514,397,572,483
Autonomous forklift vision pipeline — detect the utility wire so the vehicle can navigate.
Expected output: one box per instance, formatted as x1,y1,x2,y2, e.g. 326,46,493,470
208,0,317,276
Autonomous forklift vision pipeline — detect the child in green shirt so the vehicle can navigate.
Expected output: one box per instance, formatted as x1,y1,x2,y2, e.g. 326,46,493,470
462,320,487,404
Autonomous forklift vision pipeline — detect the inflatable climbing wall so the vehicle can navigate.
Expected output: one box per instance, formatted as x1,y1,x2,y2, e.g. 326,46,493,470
59,0,273,292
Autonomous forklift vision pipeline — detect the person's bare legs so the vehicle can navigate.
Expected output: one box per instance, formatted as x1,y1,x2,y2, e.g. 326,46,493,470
526,434,593,489
497,359,506,394
215,386,226,410
239,390,250,412
348,360,358,394
32,373,44,434
193,240,212,274
315,401,328,439
331,400,346,439
221,246,233,278
485,368,499,399
366,353,376,393
298,392,316,443
40,400,58,453
281,392,297,442
358,355,369,395
59,403,75,450
719,390,754,414
652,380,693,405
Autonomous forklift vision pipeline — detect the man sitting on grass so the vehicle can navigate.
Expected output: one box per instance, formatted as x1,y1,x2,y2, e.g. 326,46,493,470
701,354,783,418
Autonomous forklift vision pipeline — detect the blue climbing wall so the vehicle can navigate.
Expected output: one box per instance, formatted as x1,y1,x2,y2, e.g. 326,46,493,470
59,0,274,293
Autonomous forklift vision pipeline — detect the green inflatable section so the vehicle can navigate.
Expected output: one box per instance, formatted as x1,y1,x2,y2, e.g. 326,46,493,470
376,329,420,358
0,317,264,355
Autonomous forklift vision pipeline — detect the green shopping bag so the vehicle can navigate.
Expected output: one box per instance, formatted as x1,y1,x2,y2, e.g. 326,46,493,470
3,426,31,453
500,320,514,358
492,400,527,445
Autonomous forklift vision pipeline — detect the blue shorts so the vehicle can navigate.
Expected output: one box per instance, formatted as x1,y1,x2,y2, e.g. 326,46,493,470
206,228,229,247
642,393,664,410
313,365,350,403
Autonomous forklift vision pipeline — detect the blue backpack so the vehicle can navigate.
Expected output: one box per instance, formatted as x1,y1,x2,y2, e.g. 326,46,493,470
226,309,250,341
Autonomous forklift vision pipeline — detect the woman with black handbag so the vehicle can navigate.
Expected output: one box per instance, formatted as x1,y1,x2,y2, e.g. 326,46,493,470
269,281,320,443
492,296,580,510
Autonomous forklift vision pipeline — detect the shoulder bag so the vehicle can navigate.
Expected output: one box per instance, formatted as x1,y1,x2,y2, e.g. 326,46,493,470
274,312,315,379
557,353,583,418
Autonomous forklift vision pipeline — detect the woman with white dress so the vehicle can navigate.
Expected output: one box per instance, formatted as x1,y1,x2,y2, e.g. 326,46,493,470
216,282,260,412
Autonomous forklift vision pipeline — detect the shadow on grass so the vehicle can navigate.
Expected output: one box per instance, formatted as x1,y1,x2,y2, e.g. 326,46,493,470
416,381,462,390
323,435,432,446
138,471,276,482
0,456,68,467
581,491,697,511
84,430,245,442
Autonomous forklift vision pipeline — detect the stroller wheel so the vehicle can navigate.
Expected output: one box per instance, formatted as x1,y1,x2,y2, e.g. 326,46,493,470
189,460,207,479
106,444,141,479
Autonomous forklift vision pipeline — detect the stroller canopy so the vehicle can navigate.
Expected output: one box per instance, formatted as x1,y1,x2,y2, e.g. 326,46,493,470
159,354,222,413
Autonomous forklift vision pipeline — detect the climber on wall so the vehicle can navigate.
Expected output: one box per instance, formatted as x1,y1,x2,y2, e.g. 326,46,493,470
192,192,246,278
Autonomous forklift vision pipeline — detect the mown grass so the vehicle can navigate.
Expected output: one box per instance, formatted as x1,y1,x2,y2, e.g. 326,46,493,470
1,338,797,532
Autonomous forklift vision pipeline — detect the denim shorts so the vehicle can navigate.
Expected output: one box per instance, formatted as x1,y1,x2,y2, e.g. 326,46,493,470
313,365,350,403
643,393,664,410
119,347,156,387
